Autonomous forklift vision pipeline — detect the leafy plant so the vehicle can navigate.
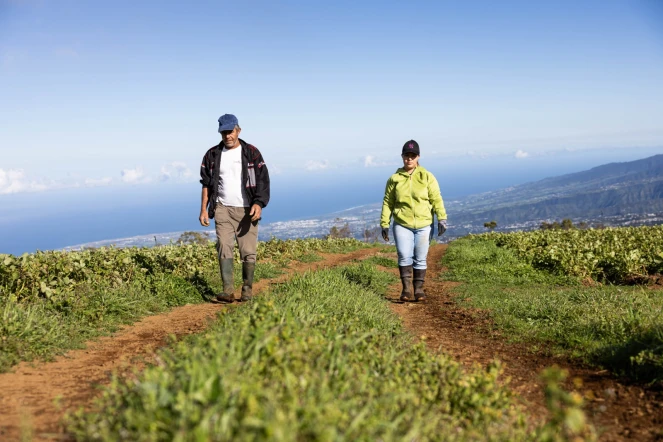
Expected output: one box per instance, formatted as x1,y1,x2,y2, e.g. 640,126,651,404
67,263,542,441
0,238,369,371
472,225,663,284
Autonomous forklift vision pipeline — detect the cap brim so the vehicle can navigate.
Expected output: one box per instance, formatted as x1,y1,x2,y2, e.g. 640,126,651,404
218,124,236,133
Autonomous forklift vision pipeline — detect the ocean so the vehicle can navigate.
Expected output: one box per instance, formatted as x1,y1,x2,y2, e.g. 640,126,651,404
1,147,660,255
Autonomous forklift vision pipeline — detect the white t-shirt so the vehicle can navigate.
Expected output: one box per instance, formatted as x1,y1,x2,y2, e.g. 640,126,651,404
217,146,250,207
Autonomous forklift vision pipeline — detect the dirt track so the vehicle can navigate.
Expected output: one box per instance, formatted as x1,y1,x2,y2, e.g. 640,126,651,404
389,244,663,442
1,244,661,441
0,247,379,441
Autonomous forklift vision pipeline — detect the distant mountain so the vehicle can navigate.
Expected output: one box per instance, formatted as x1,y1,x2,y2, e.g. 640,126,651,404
445,154,663,233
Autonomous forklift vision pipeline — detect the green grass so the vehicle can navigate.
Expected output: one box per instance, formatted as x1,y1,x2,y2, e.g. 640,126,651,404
0,262,281,372
0,239,361,372
378,244,397,253
66,262,567,441
361,255,398,269
442,237,663,384
294,253,323,263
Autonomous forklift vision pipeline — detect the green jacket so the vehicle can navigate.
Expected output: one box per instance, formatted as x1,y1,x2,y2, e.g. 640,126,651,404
380,166,447,229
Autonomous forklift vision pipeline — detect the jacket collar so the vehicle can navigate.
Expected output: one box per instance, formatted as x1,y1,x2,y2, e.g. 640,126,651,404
396,165,425,176
216,139,248,156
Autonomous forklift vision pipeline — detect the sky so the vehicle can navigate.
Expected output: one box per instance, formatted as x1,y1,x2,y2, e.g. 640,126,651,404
1,0,662,195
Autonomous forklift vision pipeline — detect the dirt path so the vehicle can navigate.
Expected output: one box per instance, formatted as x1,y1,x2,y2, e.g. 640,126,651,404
0,247,379,441
389,244,663,441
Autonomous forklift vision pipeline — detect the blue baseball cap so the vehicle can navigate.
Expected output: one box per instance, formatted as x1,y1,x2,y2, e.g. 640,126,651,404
218,114,239,133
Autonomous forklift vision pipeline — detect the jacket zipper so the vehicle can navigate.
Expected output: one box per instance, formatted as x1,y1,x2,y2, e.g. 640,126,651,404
409,173,417,229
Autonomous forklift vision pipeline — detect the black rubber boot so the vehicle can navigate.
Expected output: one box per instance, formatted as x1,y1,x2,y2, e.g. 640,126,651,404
399,265,413,302
240,262,255,302
216,258,235,303
413,268,426,302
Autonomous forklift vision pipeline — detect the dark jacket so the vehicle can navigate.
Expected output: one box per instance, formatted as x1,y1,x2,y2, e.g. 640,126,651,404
200,139,270,218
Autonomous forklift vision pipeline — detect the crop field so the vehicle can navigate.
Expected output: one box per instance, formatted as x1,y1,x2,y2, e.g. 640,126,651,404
4,232,661,440
0,238,367,372
480,225,663,284
443,226,663,384
67,262,583,441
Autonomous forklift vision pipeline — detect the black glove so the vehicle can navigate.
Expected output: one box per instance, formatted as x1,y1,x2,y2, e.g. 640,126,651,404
438,220,447,236
381,227,389,242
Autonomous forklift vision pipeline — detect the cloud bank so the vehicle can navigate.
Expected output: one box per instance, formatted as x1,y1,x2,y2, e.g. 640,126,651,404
306,160,330,171
121,167,150,184
0,169,47,194
363,155,395,168
0,161,195,195
160,162,192,182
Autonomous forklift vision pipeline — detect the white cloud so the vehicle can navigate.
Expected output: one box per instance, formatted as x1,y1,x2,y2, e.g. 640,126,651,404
363,155,394,167
0,168,48,194
121,167,150,184
160,161,192,182
515,150,529,159
465,150,490,159
84,177,113,187
306,160,330,171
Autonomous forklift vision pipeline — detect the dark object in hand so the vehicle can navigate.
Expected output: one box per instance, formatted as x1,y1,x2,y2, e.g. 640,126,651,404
381,227,389,242
438,220,447,236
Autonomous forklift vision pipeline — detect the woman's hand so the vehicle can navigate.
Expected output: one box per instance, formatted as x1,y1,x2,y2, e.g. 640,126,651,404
381,227,389,242
438,220,447,236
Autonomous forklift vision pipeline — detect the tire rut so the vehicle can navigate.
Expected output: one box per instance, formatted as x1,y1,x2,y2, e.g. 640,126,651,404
388,244,663,442
0,247,379,441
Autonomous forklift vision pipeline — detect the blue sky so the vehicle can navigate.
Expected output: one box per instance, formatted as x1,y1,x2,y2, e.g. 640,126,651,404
1,0,662,194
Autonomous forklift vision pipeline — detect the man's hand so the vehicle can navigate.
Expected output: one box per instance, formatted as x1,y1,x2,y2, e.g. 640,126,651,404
199,211,210,227
381,227,389,242
250,204,262,222
438,220,447,236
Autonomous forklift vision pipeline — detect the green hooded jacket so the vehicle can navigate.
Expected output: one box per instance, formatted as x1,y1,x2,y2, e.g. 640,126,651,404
380,166,447,229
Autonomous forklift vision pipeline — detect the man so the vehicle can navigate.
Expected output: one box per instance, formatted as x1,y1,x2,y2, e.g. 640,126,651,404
199,114,270,303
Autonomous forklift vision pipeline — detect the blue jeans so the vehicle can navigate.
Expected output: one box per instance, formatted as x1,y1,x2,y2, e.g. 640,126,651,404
393,223,431,269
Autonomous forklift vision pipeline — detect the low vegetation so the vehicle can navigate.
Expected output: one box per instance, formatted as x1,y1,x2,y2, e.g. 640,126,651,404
67,263,587,441
0,238,369,372
360,255,399,268
539,219,589,230
443,233,663,384
478,225,663,284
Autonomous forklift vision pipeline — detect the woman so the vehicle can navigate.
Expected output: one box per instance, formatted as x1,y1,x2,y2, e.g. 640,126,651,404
380,140,448,302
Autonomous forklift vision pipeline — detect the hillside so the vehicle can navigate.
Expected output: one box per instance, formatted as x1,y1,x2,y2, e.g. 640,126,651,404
446,154,663,233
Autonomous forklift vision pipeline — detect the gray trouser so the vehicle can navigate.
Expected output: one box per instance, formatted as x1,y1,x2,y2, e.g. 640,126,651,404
214,204,258,263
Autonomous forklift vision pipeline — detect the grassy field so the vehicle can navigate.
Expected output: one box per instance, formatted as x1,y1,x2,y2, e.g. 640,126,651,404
66,262,586,441
0,238,368,372
442,234,663,384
